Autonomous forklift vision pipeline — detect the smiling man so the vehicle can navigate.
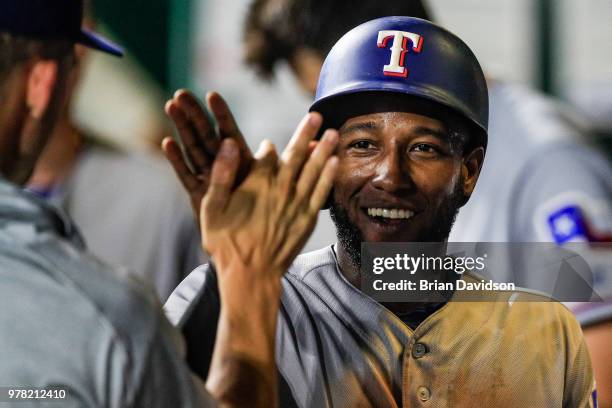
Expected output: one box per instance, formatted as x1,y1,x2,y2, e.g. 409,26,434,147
316,92,482,291
165,17,595,407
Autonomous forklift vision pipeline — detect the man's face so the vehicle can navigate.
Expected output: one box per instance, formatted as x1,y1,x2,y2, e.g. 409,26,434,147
330,111,476,261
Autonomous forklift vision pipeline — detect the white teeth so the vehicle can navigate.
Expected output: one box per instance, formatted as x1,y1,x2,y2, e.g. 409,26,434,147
367,208,414,220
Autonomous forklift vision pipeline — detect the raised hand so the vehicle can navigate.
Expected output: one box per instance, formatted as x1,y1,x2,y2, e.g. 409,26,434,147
202,112,338,407
202,111,338,278
162,90,253,223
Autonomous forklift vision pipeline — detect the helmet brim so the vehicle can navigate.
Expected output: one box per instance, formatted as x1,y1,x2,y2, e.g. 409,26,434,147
310,87,488,151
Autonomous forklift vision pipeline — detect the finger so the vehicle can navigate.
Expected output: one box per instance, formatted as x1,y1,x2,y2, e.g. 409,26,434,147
165,98,211,173
295,129,339,203
174,90,220,156
161,136,202,194
309,156,339,213
207,92,253,160
254,139,279,171
203,139,240,216
308,141,318,157
279,112,323,181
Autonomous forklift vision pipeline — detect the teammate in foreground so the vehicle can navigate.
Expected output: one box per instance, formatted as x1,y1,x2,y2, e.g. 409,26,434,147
0,0,336,406
166,17,596,407
26,2,204,301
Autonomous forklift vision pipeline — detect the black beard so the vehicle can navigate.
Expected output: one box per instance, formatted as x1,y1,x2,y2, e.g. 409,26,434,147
329,201,364,270
329,182,467,269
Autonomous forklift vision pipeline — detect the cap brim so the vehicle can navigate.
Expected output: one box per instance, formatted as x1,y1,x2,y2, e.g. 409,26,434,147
78,29,124,57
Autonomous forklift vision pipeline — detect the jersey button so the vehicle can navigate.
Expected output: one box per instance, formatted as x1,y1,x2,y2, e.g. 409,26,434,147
412,342,427,358
417,386,431,401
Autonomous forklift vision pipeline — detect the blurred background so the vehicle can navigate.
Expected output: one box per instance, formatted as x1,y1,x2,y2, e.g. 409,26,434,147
82,0,612,153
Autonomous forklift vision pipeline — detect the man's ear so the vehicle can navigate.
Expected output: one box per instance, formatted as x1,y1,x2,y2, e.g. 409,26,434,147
461,146,485,198
26,60,58,119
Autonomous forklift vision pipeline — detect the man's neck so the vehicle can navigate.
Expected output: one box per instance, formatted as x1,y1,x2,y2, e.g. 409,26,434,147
335,243,362,289
27,114,81,189
335,241,452,320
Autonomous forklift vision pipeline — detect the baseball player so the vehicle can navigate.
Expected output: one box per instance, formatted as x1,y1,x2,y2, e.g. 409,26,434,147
165,17,596,407
242,1,612,404
26,1,205,301
0,0,335,406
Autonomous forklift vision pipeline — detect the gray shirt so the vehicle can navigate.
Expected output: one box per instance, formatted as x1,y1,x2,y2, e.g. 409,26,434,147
166,246,594,408
0,178,213,407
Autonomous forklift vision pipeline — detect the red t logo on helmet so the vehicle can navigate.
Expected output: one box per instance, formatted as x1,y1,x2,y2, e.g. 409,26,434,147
377,30,423,77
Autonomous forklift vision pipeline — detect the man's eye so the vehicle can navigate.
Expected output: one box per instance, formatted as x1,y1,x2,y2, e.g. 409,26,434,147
349,140,375,150
411,143,437,153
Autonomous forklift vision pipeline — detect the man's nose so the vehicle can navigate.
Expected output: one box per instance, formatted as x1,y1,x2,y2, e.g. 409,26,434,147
370,149,414,193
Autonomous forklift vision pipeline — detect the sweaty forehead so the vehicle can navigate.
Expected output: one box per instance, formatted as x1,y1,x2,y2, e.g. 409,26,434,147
316,91,460,136
340,111,447,135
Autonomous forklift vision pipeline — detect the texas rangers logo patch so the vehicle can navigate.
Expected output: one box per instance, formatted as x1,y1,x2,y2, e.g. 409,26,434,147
547,205,588,244
377,30,423,77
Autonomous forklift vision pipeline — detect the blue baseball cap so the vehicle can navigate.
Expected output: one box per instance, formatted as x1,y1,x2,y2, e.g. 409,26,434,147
0,0,123,57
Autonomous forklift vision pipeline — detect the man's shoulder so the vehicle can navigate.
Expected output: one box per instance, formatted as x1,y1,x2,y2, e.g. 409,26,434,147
0,241,167,395
164,263,219,327
286,246,337,281
0,179,171,396
461,273,583,336
0,237,163,340
165,246,338,326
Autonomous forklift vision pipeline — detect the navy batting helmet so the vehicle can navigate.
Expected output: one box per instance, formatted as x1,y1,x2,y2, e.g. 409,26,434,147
310,16,488,149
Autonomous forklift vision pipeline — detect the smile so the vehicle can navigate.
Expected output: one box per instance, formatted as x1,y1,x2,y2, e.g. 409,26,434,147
366,208,415,220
